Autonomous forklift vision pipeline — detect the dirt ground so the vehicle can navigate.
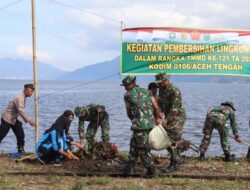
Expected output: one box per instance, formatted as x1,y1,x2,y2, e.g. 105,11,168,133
0,143,250,190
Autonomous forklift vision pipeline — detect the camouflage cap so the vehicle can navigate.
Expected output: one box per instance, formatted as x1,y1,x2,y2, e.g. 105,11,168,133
120,75,136,86
74,106,87,117
155,72,170,84
221,101,236,111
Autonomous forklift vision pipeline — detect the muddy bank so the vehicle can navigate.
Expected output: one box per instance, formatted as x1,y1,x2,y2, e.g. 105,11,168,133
1,152,249,180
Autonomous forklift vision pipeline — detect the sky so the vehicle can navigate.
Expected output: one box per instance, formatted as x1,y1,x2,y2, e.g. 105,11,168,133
1,0,250,71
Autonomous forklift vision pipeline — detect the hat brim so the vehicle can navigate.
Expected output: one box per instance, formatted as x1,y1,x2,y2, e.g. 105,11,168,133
221,103,236,111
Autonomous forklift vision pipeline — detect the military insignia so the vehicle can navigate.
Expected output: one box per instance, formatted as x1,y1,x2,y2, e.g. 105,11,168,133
203,33,210,41
169,32,176,40
181,33,187,41
190,31,201,41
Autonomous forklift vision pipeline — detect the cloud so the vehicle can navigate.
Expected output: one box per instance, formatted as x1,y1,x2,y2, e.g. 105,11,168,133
2,0,250,72
15,44,55,63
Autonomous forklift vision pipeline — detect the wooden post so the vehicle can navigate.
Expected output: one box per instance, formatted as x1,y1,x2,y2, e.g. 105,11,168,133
31,0,39,142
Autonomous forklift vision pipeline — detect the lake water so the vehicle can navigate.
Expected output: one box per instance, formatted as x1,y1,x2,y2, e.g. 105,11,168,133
0,79,249,157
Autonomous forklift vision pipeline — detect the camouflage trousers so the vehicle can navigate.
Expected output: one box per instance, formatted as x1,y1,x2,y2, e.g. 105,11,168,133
199,113,230,154
86,117,110,150
128,131,154,169
165,110,186,141
164,111,186,162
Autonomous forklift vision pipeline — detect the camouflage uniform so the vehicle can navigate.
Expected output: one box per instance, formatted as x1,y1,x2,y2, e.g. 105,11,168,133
156,72,186,164
122,76,156,172
158,83,186,141
124,86,155,168
75,104,110,150
199,103,238,156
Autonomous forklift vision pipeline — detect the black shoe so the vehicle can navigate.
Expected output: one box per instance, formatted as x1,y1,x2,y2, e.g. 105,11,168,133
53,159,63,167
18,147,26,155
199,152,205,161
177,157,184,165
246,148,250,161
123,161,134,175
146,166,156,178
224,153,230,162
163,162,177,173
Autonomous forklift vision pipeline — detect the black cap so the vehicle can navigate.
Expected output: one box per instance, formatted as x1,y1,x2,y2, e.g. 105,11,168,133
148,82,158,89
24,84,35,90
63,110,74,117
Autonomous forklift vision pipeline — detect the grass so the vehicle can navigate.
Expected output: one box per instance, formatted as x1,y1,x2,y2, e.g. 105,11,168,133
0,175,249,190
85,176,111,185
0,155,249,190
156,177,192,186
0,175,19,189
71,180,85,190
109,184,144,190
46,173,61,183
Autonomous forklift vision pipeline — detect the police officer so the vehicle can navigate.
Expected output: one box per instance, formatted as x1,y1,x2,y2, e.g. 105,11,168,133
199,101,241,161
121,75,161,177
247,147,250,161
0,84,36,154
155,72,186,173
74,104,110,151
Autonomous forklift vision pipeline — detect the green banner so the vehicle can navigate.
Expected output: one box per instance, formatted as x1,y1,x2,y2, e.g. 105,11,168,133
121,27,250,76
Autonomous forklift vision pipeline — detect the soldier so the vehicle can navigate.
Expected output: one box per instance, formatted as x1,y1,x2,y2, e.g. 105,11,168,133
199,101,241,162
121,75,161,177
0,84,36,154
74,104,110,152
155,72,186,173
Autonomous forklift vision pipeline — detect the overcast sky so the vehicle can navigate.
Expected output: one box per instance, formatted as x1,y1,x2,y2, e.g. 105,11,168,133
1,0,250,71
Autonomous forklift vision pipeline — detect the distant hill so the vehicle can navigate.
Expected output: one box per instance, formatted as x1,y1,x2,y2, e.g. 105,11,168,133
0,58,68,80
1,57,250,83
60,56,250,83
59,57,120,81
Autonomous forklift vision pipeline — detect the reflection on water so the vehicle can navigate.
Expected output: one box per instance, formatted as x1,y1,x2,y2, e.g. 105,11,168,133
0,80,249,156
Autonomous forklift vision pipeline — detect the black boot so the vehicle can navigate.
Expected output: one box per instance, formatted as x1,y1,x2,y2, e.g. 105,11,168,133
177,157,184,165
18,146,26,155
123,161,134,175
224,153,230,162
163,161,177,173
199,152,205,161
146,166,156,178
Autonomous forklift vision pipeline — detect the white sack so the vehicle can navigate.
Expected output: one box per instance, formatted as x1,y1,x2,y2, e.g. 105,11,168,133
148,124,172,150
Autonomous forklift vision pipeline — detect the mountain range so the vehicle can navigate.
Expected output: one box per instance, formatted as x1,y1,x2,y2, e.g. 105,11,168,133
0,58,67,80
0,57,250,83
